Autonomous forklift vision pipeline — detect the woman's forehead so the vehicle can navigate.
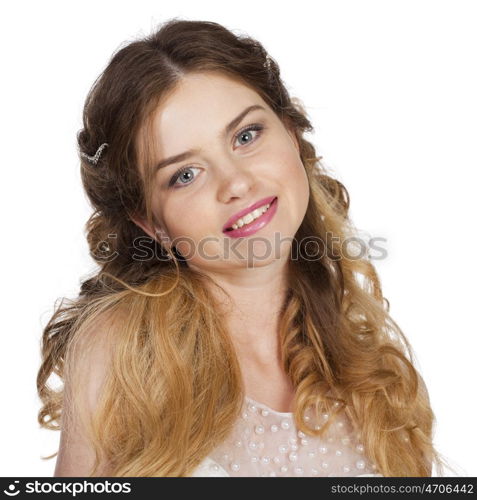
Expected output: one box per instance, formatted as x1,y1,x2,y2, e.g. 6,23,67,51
147,74,271,162
152,72,267,132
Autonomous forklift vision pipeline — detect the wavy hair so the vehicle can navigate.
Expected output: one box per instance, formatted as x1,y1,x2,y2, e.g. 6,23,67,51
37,18,454,476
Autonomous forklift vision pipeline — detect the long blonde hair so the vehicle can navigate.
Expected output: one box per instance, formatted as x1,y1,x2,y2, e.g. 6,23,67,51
37,18,453,476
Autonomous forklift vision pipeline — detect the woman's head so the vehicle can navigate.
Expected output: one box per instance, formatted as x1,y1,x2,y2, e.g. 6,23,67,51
77,18,315,280
132,70,310,274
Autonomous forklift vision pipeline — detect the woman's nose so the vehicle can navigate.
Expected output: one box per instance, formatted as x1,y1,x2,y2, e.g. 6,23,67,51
216,160,255,202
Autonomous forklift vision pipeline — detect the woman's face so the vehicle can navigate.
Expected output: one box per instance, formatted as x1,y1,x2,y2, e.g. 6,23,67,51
134,71,309,272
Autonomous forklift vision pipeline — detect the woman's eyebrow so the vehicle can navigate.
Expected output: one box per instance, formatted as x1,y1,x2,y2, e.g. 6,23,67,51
154,104,266,172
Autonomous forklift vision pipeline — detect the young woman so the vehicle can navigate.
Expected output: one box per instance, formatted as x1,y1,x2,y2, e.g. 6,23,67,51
37,18,451,477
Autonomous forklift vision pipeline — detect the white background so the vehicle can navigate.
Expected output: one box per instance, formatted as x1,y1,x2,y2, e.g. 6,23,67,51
1,0,475,477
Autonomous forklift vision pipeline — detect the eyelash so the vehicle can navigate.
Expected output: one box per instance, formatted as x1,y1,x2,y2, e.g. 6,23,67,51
168,123,265,188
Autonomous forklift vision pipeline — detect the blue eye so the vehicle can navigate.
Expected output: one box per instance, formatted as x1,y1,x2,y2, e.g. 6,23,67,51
168,123,265,188
234,123,264,147
168,166,201,188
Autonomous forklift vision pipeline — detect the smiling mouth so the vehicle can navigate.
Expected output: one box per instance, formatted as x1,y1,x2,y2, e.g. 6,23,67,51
224,197,278,232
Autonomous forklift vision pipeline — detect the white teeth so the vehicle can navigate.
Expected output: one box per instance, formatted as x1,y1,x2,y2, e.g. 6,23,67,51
231,203,271,230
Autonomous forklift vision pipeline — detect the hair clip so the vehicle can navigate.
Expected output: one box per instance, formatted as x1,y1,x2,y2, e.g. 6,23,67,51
80,142,109,165
264,54,272,70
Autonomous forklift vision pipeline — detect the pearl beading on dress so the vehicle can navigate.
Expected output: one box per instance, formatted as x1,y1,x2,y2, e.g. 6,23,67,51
196,396,382,477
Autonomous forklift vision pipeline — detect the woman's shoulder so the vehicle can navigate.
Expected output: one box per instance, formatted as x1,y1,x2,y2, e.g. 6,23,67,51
56,305,128,477
64,301,132,411
71,301,129,350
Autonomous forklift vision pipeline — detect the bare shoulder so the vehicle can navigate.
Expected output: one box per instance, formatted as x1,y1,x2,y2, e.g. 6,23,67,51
54,305,125,477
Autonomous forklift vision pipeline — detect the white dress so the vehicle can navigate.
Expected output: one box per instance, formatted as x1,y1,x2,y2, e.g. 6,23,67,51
191,396,384,477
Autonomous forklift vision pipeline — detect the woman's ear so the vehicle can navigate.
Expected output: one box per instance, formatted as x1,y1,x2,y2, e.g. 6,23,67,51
130,215,171,250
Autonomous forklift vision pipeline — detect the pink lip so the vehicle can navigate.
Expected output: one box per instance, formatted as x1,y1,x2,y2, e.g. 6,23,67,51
222,196,277,232
222,197,278,238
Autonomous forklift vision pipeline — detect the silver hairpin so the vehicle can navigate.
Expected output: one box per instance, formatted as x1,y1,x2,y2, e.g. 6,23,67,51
264,54,272,70
80,142,109,165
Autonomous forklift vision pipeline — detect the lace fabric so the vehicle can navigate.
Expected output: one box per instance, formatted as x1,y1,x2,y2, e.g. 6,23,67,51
191,396,383,477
